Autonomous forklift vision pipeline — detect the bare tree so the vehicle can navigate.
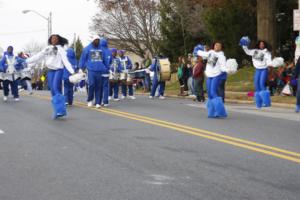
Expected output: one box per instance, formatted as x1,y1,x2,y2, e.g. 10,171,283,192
91,0,160,58
22,40,45,54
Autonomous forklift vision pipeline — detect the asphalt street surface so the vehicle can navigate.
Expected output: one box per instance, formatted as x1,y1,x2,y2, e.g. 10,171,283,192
0,91,299,200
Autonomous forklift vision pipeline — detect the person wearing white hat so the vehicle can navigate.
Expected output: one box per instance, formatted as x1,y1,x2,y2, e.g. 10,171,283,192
79,35,110,108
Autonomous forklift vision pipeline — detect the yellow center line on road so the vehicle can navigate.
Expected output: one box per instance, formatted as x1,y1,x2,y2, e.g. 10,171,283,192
33,94,300,164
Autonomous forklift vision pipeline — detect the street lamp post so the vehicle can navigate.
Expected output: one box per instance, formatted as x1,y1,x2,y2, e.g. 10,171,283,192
22,10,52,40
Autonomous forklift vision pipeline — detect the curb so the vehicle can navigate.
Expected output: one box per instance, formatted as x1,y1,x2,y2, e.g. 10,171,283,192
135,92,295,108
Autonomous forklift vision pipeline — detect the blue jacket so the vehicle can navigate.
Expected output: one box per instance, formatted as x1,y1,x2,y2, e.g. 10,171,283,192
110,56,122,73
150,58,161,78
63,48,78,79
79,42,109,72
119,56,133,71
100,39,112,74
0,51,23,72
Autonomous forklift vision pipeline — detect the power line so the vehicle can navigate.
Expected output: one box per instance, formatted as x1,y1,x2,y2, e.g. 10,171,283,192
0,29,46,36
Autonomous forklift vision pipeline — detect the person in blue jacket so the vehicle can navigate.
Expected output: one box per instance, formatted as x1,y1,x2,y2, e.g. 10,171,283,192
118,50,135,99
79,35,110,108
109,48,122,101
0,46,22,102
99,38,112,106
149,55,166,99
63,47,78,106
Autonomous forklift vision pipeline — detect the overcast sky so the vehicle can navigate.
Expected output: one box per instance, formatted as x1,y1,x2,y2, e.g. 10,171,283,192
0,0,98,52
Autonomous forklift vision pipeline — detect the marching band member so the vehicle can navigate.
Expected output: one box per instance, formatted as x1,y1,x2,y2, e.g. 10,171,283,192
0,46,22,101
118,50,136,100
100,38,112,107
26,34,75,118
240,37,272,108
63,47,78,106
79,35,110,108
149,55,166,100
197,42,227,118
109,48,122,101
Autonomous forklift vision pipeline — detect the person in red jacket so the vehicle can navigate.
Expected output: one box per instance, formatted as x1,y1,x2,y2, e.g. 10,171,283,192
193,56,205,102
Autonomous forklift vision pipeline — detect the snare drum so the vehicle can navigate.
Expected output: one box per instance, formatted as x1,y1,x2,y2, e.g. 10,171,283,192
120,72,127,81
126,73,133,84
109,71,119,82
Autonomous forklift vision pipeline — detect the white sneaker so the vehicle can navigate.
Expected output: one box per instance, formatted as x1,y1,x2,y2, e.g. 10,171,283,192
113,98,120,101
14,98,20,102
159,96,165,100
121,95,126,100
103,104,109,107
95,104,101,109
108,96,112,100
128,96,136,100
149,96,154,99
87,101,93,107
3,96,8,102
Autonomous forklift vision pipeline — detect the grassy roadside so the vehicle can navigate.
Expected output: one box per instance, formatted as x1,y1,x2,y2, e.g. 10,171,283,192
161,67,297,105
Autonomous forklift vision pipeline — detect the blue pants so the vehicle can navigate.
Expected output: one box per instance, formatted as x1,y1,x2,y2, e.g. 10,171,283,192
87,70,102,105
100,76,109,104
254,68,271,108
64,79,74,105
109,81,119,99
150,76,165,97
122,83,133,96
47,69,66,118
3,79,19,98
47,69,63,96
206,75,227,118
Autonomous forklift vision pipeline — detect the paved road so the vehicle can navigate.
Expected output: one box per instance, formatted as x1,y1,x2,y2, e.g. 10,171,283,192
0,91,299,200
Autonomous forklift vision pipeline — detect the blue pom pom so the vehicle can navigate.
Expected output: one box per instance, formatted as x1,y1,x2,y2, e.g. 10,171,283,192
193,44,205,56
239,36,250,46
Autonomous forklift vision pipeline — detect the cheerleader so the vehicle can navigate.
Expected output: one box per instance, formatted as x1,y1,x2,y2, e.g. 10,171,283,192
295,56,300,113
63,47,78,106
240,38,272,108
0,46,22,101
109,48,122,101
118,50,135,100
26,34,75,118
197,42,227,118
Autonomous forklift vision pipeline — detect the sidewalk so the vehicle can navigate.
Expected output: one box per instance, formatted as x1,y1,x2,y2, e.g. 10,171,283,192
135,91,296,109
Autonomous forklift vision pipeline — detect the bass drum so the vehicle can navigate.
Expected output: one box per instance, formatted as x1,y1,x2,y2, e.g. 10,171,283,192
158,58,171,81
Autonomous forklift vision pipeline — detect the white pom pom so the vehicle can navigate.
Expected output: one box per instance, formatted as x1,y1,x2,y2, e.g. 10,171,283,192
225,59,238,75
271,57,284,68
69,72,86,84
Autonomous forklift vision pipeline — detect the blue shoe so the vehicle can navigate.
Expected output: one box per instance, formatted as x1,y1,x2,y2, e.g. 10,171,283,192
255,92,262,108
51,94,67,118
260,90,271,107
212,97,227,118
296,105,300,113
206,99,215,118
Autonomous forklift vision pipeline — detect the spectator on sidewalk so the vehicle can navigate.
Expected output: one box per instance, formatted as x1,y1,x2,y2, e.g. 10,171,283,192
187,54,195,97
193,56,205,102
267,67,278,96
